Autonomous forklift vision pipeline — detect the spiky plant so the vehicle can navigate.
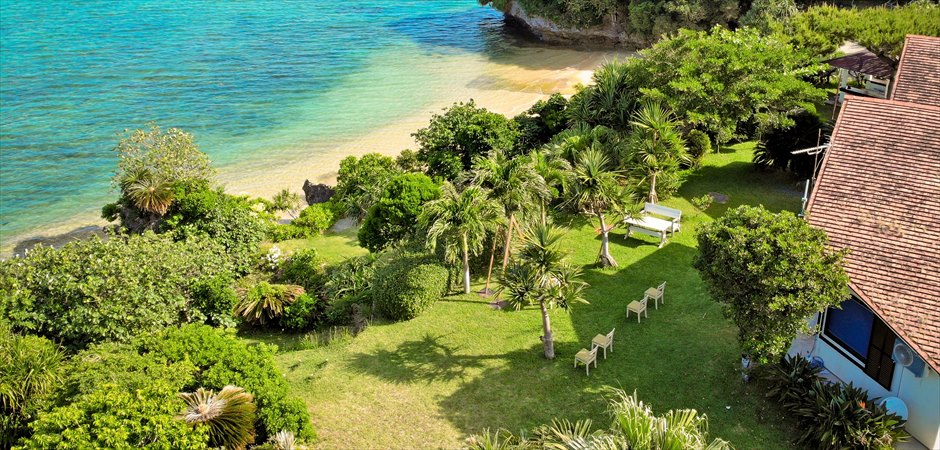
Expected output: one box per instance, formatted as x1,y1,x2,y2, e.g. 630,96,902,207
121,168,175,216
565,148,628,267
234,282,305,325
627,100,689,204
269,430,303,450
179,385,257,450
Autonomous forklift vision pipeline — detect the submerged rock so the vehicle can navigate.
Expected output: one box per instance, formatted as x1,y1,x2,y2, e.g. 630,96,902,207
302,180,334,205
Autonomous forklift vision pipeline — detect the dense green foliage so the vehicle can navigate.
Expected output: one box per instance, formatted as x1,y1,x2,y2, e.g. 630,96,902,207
0,233,234,348
358,173,440,253
753,109,831,179
693,206,850,363
625,101,689,203
0,330,65,447
763,356,908,449
414,101,518,180
278,248,327,292
511,93,570,154
784,3,940,61
190,274,240,328
279,294,326,331
321,255,378,324
739,0,797,33
683,129,712,168
335,153,402,221
566,148,627,267
162,186,269,274
179,385,257,449
468,388,730,449
236,281,306,326
373,254,449,321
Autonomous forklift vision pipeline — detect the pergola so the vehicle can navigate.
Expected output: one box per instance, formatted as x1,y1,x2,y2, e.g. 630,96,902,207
825,50,895,116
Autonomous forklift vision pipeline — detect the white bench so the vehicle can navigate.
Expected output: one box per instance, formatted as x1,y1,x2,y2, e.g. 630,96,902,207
624,203,682,248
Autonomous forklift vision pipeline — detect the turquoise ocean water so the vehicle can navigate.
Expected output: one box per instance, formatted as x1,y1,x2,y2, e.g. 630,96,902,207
0,0,522,247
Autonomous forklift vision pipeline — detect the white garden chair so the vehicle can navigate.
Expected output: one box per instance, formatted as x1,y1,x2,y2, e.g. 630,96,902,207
592,328,615,359
627,296,648,323
645,281,666,309
574,347,598,375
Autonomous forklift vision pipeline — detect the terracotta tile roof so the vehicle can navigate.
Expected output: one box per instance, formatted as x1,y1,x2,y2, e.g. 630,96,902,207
889,35,940,106
806,96,940,373
826,50,896,79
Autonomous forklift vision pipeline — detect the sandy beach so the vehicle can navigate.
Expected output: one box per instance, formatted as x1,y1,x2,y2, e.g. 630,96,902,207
1,46,630,257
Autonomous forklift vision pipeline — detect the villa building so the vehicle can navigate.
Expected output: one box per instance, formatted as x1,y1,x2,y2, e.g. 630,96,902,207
798,35,940,449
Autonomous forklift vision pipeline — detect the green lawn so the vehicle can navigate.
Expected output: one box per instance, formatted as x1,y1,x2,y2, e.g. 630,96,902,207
247,143,802,449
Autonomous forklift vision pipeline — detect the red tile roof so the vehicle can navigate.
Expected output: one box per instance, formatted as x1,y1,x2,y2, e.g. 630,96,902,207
889,35,940,106
807,96,940,373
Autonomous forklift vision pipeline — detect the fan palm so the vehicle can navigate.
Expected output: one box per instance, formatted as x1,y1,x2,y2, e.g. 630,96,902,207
420,182,503,294
121,168,175,216
627,100,689,204
179,385,257,450
470,149,551,291
566,148,626,267
499,218,587,359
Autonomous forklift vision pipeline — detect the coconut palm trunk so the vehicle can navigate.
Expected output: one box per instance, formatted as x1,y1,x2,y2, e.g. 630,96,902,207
540,299,555,359
500,213,516,272
462,233,471,294
597,211,618,267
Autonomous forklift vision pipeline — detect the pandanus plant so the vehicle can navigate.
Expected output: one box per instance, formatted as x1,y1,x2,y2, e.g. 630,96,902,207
178,385,257,450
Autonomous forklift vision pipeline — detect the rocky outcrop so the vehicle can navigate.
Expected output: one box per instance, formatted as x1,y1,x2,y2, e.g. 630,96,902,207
498,0,639,47
302,180,334,205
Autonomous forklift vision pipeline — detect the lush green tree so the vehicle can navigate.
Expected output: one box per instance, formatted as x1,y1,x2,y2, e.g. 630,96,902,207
568,62,644,133
529,148,572,199
629,26,825,143
414,101,518,180
693,206,850,363
470,149,550,289
511,93,569,153
467,388,731,449
549,124,624,166
334,153,401,221
0,329,65,447
372,253,449,321
683,129,712,168
179,386,257,450
0,233,234,348
358,173,440,253
291,202,336,235
566,148,627,267
499,219,587,359
626,101,689,204
740,0,797,33
420,182,503,294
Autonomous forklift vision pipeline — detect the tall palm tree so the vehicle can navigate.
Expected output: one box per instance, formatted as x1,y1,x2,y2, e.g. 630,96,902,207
499,219,587,359
566,148,626,267
121,168,174,216
627,100,689,204
179,385,257,450
470,149,551,291
529,147,572,198
420,182,503,294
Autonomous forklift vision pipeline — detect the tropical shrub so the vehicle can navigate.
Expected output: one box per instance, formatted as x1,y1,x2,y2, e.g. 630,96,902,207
358,173,440,253
292,203,336,235
511,93,569,154
567,62,644,133
270,189,303,218
467,388,731,449
162,186,268,274
0,329,65,447
334,153,401,221
414,101,518,180
268,223,312,242
190,274,239,328
0,232,234,348
278,249,327,292
753,109,831,179
763,356,908,449
322,255,378,323
179,385,257,450
739,0,797,33
235,281,305,326
625,100,689,203
684,129,712,168
395,149,423,173
373,254,449,321
693,206,850,363
279,294,325,332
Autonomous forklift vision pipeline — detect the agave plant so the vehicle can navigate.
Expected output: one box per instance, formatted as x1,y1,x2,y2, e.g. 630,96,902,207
178,385,257,450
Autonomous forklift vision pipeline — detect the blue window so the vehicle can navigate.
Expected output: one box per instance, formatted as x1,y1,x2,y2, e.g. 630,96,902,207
823,299,874,360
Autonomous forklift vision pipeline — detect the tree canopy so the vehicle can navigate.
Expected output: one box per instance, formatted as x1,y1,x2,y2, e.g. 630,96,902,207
358,173,440,253
693,206,850,363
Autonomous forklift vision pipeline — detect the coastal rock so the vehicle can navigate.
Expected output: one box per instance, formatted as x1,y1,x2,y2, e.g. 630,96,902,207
496,0,640,48
302,180,334,205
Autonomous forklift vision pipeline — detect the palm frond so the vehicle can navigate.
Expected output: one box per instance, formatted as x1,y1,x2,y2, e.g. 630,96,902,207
179,385,257,450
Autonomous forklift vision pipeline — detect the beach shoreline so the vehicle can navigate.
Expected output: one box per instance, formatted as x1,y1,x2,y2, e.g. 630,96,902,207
1,47,630,258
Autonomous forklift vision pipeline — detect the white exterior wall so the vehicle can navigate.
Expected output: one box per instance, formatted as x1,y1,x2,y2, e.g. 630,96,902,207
812,338,940,449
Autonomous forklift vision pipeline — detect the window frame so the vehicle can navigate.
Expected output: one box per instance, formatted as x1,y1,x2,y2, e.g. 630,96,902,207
820,296,896,390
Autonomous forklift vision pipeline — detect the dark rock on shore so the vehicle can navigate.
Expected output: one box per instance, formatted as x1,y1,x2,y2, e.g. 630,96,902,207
303,180,334,205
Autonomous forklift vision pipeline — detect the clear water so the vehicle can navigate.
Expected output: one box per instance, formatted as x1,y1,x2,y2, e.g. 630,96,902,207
0,0,522,246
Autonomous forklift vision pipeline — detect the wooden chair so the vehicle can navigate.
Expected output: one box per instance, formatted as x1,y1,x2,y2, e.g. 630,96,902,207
645,281,666,309
592,328,615,359
627,296,648,323
574,347,598,375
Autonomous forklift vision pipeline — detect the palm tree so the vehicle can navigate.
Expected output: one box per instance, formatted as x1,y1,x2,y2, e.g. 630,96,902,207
499,219,587,359
420,182,503,294
121,168,175,216
627,100,689,204
529,148,571,198
179,385,257,450
470,149,551,292
566,148,626,267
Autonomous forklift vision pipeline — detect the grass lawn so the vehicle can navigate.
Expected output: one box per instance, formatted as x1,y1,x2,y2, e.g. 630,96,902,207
246,143,803,449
